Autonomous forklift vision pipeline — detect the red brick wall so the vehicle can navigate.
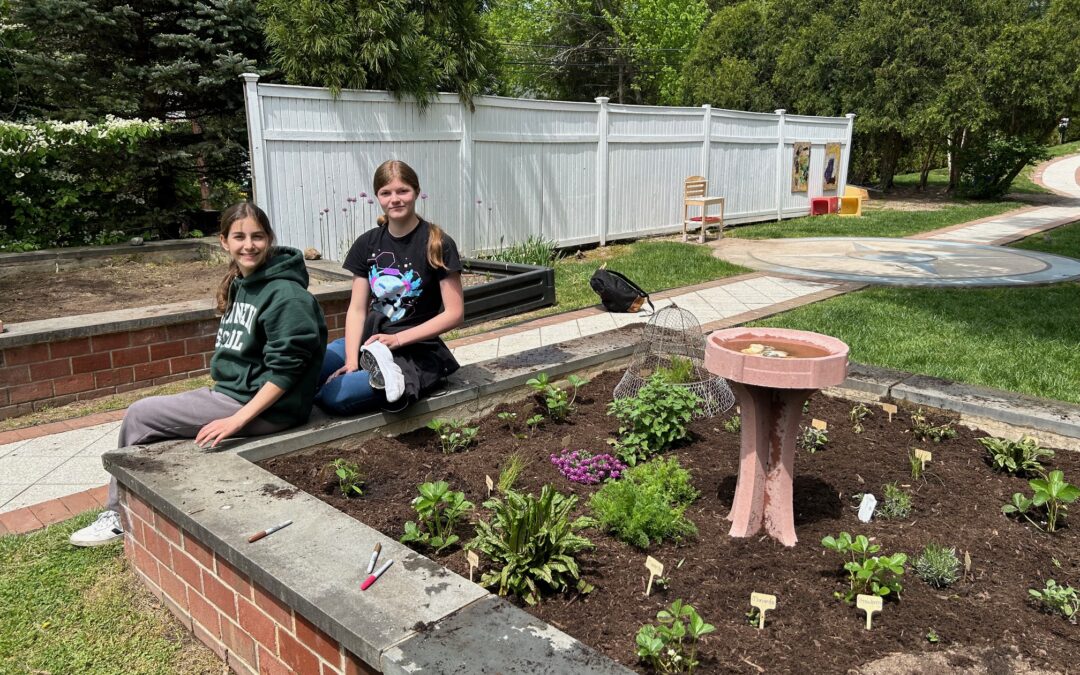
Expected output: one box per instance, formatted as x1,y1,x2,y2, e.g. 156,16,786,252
123,487,375,675
0,298,348,421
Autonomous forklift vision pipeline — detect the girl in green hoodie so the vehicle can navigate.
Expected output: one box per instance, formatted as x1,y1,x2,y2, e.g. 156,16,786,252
70,203,327,547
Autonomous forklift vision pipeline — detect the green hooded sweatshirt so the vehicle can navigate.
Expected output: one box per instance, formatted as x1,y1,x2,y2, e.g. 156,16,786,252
211,247,327,427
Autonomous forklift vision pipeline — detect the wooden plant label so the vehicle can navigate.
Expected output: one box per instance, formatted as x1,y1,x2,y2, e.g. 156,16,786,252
914,449,932,468
466,550,479,582
881,403,898,422
560,434,572,448
749,592,776,629
485,474,494,495
811,418,828,431
644,556,664,596
856,594,883,630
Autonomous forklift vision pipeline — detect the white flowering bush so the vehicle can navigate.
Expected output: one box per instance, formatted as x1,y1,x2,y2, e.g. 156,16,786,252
0,116,166,251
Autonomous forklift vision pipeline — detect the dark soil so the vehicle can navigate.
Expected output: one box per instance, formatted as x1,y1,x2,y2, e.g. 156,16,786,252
259,370,1079,674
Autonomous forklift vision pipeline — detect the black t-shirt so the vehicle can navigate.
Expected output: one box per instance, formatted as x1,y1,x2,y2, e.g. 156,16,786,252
343,219,462,333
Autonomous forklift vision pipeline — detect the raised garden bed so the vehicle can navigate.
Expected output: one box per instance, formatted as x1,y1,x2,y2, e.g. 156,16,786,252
260,368,1078,674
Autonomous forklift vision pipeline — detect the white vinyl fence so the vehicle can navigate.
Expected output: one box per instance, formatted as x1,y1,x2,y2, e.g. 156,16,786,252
241,74,854,261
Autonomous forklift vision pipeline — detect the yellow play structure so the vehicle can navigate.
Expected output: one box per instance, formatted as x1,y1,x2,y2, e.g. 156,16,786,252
838,185,869,217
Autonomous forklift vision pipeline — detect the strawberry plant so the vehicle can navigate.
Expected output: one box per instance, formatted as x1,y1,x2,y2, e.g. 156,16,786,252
822,532,906,602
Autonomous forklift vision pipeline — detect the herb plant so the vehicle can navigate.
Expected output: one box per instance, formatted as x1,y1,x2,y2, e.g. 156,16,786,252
550,449,626,485
980,435,1054,475
654,356,695,385
497,452,528,493
608,375,700,466
635,600,715,674
722,415,741,434
798,426,828,453
821,532,906,603
849,403,871,434
877,482,913,519
328,458,364,498
588,457,699,549
1002,470,1079,533
909,449,925,480
910,409,957,442
1029,579,1078,623
400,481,474,553
467,486,595,605
913,543,961,588
526,372,587,422
427,418,478,454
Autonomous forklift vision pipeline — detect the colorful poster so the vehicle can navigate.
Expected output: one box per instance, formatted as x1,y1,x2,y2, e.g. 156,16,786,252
823,143,841,191
791,142,810,193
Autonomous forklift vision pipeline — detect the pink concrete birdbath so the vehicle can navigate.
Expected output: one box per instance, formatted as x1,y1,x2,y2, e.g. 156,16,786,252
704,327,849,546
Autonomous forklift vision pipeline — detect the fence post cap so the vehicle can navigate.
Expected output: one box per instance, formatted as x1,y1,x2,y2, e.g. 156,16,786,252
240,73,261,82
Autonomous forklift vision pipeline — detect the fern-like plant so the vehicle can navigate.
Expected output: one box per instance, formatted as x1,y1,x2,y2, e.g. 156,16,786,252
588,457,699,549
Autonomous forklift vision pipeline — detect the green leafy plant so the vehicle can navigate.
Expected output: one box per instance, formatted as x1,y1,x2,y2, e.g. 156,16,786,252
798,426,828,453
1002,470,1079,533
427,418,478,454
635,600,715,674
925,628,940,643
980,435,1054,475
722,414,741,434
400,481,474,553
910,409,957,443
588,457,699,549
850,403,871,434
608,375,700,466
909,449,925,480
1029,579,1078,623
654,356,695,385
486,235,562,267
913,543,961,589
328,458,364,498
467,486,595,605
497,411,518,430
821,532,906,603
526,372,587,422
877,482,913,520
497,452,528,494
525,414,544,433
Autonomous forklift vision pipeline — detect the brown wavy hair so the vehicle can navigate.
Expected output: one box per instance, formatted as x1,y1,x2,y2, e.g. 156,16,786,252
373,159,447,270
215,202,276,313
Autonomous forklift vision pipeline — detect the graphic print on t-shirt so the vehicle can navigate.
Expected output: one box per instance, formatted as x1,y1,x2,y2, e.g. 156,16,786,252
368,250,423,322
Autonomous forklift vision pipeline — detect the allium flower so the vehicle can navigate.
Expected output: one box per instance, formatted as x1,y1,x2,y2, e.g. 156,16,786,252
420,192,428,199
347,197,357,203
359,191,367,198
366,198,374,204
476,198,482,204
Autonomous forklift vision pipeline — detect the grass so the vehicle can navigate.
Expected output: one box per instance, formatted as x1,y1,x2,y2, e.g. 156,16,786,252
893,140,1080,196
749,221,1080,404
0,512,223,674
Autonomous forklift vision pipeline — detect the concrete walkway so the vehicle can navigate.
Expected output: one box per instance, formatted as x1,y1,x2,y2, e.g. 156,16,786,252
2,152,1078,535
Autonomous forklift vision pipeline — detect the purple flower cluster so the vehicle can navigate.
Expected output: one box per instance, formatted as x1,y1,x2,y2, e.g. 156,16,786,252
550,449,626,485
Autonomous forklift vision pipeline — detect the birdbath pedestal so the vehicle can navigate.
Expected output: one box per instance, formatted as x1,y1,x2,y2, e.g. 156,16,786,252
704,328,849,546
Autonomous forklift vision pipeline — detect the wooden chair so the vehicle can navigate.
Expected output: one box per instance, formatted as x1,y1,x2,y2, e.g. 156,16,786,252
682,176,725,243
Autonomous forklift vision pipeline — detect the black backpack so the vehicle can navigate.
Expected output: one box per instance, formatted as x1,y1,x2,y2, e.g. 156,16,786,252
589,265,655,313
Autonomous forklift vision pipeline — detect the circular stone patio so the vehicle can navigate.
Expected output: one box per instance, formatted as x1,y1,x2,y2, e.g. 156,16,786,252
716,237,1080,287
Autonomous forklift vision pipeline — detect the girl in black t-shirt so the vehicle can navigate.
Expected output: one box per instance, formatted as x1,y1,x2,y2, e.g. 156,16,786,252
315,160,464,415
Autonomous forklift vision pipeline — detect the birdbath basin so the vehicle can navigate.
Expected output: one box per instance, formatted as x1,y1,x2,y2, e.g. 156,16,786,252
704,328,849,546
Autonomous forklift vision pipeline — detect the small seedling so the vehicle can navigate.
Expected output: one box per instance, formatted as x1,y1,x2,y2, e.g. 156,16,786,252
850,403,871,434
526,372,587,422
1029,579,1078,623
328,458,364,498
910,409,957,443
722,414,741,433
913,543,961,588
802,398,810,414
635,600,715,673
980,435,1053,475
909,449,924,480
925,628,940,643
497,411,518,431
877,482,913,520
798,425,828,453
745,606,761,627
427,418,479,454
1002,470,1079,533
525,413,544,433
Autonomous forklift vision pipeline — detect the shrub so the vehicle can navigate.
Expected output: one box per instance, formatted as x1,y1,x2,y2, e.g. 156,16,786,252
956,132,1048,199
635,599,715,673
608,375,700,465
822,532,906,603
910,409,957,443
526,372,587,422
328,458,364,498
401,481,473,553
877,482,913,520
1003,470,1079,533
980,435,1054,475
550,449,626,485
426,418,478,454
913,543,961,589
468,486,595,605
1029,579,1078,624
588,457,699,549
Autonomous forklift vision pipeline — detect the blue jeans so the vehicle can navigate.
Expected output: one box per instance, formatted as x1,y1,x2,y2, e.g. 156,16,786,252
314,338,387,416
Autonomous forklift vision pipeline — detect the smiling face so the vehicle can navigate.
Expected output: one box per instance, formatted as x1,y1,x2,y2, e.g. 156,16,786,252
376,176,419,227
219,216,270,276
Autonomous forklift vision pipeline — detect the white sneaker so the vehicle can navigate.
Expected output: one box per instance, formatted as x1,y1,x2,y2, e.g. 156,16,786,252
69,510,124,547
360,341,406,403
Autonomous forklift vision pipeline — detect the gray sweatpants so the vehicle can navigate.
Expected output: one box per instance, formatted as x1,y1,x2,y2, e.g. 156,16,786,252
106,388,290,511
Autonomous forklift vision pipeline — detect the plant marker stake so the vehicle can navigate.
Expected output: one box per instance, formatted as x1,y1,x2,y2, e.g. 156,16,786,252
856,594,883,630
881,403,897,422
749,592,776,630
644,555,664,596
247,520,292,543
361,559,393,591
466,550,479,582
366,543,382,575
811,418,827,431
914,449,932,469
485,474,494,496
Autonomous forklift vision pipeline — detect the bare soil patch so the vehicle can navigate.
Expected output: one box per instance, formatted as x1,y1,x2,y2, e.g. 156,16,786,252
260,369,1079,674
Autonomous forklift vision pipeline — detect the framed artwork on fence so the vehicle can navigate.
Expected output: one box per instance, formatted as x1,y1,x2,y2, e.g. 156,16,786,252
823,143,841,190
791,142,810,193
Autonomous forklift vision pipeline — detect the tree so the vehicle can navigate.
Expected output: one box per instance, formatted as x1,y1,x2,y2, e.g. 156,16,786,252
260,0,499,108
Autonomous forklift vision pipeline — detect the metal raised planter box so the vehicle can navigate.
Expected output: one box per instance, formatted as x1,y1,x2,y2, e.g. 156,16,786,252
461,258,556,327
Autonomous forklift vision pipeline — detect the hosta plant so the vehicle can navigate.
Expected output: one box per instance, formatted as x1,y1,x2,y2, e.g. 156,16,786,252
635,599,715,674
608,374,699,466
822,532,906,603
467,486,595,605
526,372,587,422
401,481,474,553
427,418,478,454
1029,579,1078,623
1002,470,1079,533
980,435,1054,475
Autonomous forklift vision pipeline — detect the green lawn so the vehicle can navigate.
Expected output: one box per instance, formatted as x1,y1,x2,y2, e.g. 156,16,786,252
749,221,1080,404
0,513,221,674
